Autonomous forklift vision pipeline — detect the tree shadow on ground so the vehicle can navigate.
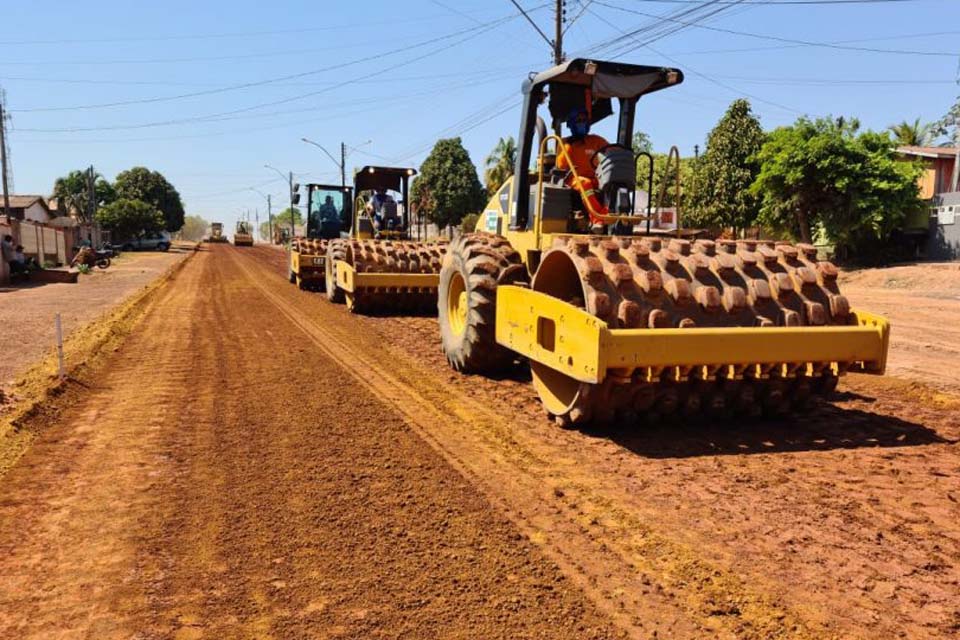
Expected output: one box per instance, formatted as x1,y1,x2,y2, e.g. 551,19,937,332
579,396,952,459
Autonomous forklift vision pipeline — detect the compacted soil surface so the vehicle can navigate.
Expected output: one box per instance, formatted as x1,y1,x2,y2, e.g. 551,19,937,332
0,244,617,639
2,244,958,639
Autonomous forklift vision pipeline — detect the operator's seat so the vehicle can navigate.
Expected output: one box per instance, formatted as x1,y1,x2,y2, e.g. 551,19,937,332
595,146,637,214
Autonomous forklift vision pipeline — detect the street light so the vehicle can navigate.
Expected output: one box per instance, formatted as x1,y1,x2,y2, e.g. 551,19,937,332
301,137,372,189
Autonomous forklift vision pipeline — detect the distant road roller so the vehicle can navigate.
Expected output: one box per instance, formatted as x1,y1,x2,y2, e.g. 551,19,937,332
325,166,446,314
437,58,890,426
289,183,351,291
234,220,254,247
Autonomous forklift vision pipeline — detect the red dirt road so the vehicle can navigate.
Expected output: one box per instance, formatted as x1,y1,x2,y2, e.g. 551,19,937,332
0,245,617,639
251,244,960,639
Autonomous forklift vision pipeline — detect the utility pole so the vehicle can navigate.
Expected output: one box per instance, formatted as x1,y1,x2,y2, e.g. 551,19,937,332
267,194,273,242
288,171,298,237
554,0,565,65
87,165,97,222
340,142,347,189
0,93,11,220
255,208,259,241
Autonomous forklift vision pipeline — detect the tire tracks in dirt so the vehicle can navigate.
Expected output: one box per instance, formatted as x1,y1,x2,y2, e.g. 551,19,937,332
236,245,838,639
0,245,621,639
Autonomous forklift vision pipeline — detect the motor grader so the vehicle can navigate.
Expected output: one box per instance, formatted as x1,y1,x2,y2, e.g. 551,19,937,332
289,183,351,291
437,58,890,426
325,166,446,313
206,222,229,243
234,220,254,247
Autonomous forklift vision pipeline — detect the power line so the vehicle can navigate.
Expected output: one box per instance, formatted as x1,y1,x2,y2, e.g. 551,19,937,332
584,0,746,59
594,0,960,56
0,11,502,46
13,16,522,131
624,0,925,4
11,14,523,114
587,3,802,113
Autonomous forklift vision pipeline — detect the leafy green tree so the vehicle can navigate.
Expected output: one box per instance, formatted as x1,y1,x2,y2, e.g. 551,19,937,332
639,152,696,211
632,130,653,154
264,207,303,239
888,118,934,147
272,207,303,227
95,199,164,240
751,116,923,256
412,137,486,231
688,99,765,234
483,136,517,196
178,214,209,242
51,169,115,223
114,167,185,232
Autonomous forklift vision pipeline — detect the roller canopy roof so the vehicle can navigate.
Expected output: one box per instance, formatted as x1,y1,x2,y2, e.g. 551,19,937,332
353,166,417,193
527,59,683,125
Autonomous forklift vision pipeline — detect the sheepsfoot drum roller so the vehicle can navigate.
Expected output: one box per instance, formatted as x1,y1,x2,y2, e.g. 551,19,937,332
289,184,351,291
234,220,254,246
437,59,890,426
325,166,446,314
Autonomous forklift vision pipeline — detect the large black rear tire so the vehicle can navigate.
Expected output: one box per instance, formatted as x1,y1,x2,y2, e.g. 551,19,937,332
325,240,347,304
438,233,525,373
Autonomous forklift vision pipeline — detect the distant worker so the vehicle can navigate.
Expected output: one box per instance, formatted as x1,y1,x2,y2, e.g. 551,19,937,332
317,195,339,222
555,106,610,220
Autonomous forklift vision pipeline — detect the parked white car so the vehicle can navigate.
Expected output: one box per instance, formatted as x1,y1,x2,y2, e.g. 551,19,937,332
120,231,171,252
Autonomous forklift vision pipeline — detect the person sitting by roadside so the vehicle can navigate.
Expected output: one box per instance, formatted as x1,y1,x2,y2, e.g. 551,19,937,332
1,234,14,270
9,245,28,274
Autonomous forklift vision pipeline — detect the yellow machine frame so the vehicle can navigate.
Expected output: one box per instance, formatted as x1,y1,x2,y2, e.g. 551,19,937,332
480,159,889,403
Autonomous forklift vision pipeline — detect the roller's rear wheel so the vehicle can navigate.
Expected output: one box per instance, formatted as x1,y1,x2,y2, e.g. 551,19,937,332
438,233,525,373
325,240,347,304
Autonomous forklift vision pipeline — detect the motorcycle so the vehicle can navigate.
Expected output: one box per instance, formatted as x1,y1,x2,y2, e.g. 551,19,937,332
71,246,111,270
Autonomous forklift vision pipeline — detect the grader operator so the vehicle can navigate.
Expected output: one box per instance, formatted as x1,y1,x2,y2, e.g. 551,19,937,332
325,166,445,314
437,58,890,426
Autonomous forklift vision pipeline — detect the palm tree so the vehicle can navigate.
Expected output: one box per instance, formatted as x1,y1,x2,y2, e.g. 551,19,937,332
483,136,517,196
888,118,934,147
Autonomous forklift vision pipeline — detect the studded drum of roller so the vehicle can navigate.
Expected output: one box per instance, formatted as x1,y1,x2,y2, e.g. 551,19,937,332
292,237,329,257
343,239,448,314
532,235,849,426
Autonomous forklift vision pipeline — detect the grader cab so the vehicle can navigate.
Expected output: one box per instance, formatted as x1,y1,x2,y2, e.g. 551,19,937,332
437,58,890,426
325,166,446,314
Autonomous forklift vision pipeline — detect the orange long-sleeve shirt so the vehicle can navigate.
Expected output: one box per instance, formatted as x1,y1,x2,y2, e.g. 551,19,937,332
555,134,609,182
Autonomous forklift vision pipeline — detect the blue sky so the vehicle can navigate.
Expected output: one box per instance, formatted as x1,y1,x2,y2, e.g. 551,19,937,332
2,0,958,234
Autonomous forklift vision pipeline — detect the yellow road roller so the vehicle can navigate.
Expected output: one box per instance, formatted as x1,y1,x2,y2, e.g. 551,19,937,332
325,166,446,314
234,220,254,247
289,183,351,291
437,58,890,426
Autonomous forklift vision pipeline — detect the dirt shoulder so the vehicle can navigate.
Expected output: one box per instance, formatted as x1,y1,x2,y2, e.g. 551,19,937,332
839,262,960,390
0,245,194,397
0,244,619,639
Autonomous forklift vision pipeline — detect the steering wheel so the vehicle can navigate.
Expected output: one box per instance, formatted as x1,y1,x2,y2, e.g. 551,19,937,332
590,143,633,170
